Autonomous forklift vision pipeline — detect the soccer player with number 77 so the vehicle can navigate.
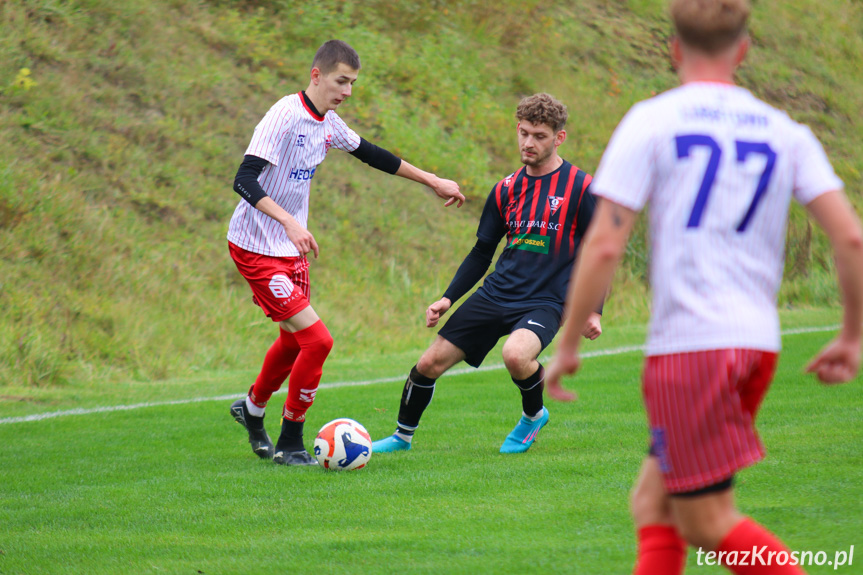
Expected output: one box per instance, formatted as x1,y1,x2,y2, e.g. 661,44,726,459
545,1,863,574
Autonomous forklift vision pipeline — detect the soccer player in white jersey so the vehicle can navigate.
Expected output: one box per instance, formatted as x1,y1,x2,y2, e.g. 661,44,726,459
227,40,465,466
545,1,863,573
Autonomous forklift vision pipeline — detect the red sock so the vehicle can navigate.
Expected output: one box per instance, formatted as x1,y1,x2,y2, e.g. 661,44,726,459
716,518,805,574
282,320,333,422
249,328,300,407
633,524,687,575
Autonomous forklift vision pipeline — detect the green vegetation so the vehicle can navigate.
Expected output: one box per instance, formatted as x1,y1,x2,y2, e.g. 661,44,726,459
1,0,861,390
1,325,860,573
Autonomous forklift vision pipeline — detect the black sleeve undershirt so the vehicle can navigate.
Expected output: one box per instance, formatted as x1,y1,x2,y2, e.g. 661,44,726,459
442,238,498,304
233,139,401,208
233,155,269,207
349,137,402,174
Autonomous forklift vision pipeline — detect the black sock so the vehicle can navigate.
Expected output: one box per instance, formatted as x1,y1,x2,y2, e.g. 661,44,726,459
276,419,305,452
243,404,266,430
395,365,436,437
512,364,544,418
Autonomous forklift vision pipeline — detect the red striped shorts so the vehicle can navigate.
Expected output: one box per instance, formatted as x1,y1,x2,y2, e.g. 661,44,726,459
643,349,778,494
228,242,311,322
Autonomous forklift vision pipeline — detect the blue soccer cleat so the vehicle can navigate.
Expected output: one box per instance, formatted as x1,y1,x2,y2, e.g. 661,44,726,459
371,434,412,453
500,407,549,454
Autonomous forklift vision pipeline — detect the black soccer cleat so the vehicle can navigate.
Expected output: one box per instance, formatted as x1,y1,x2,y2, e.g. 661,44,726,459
272,449,318,466
230,398,274,459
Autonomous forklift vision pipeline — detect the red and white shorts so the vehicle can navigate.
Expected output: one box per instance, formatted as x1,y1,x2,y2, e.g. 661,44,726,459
643,349,778,494
228,242,311,322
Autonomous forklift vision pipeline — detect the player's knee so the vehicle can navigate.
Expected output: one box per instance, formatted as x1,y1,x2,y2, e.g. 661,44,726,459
502,346,531,377
315,331,334,356
674,518,711,550
673,514,728,551
416,353,446,380
299,323,334,358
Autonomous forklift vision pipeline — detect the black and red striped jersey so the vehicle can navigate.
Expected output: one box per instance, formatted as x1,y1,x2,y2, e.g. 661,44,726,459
475,160,596,312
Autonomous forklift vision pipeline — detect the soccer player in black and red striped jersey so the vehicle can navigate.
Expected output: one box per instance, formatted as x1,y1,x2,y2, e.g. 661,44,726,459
373,93,603,454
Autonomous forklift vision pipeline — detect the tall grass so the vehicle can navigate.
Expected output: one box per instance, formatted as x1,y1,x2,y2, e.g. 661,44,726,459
0,0,861,389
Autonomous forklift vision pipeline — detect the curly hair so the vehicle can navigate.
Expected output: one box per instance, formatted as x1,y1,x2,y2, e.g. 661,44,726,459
516,93,567,133
671,0,750,54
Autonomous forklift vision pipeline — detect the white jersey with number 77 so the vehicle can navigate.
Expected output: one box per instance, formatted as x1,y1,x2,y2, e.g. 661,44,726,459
591,82,843,356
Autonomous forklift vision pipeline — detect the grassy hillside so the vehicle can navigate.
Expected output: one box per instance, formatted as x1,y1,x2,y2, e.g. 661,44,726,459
1,0,861,390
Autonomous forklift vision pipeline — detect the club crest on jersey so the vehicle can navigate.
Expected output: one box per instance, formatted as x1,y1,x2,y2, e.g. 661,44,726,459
503,172,516,187
296,134,306,147
324,134,333,153
547,195,566,215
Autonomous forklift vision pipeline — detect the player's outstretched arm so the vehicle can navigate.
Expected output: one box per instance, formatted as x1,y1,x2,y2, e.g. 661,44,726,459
396,160,465,208
546,199,637,401
803,190,863,384
347,138,463,207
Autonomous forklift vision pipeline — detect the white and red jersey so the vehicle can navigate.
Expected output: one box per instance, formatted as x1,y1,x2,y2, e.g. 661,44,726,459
592,82,843,355
227,93,361,257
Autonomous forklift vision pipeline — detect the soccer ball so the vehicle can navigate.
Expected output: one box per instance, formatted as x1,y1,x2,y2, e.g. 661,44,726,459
313,418,372,471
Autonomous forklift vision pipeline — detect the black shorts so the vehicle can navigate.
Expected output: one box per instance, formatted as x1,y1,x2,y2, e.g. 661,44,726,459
438,292,561,368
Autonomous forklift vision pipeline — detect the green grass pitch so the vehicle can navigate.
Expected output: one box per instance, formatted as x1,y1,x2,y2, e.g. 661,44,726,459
1,324,860,574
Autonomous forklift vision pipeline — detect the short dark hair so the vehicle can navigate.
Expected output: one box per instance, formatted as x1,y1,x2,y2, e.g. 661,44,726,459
516,93,568,132
311,40,361,75
671,0,750,54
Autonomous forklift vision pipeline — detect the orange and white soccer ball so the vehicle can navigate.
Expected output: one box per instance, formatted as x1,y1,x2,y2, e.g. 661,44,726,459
313,418,372,471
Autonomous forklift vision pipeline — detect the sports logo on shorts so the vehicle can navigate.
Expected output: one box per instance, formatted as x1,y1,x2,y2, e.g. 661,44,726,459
547,195,566,215
268,274,295,299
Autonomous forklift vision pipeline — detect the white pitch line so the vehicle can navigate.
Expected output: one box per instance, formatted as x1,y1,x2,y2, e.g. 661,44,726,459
0,325,840,426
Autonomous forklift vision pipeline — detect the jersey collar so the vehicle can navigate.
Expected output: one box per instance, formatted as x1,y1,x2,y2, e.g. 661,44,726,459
300,91,325,122
524,159,568,179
